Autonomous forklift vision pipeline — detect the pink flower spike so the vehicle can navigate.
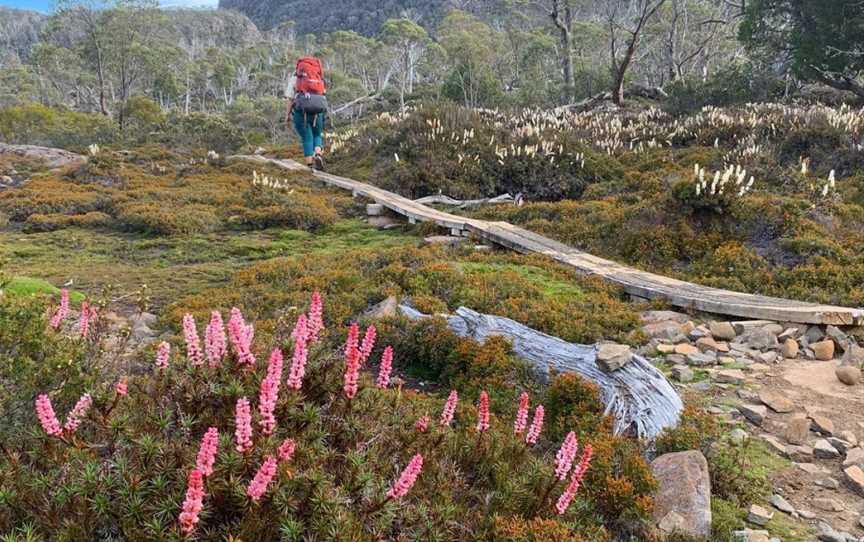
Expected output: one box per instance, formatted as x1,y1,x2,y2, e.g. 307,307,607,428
155,341,171,370
513,392,529,435
387,453,423,500
258,349,284,435
277,438,296,463
228,307,256,368
525,405,544,445
376,346,393,389
439,390,458,427
246,456,278,503
204,311,227,367
286,330,308,391
414,415,430,433
359,324,376,364
554,431,579,480
178,469,206,534
555,444,593,515
306,291,324,342
35,394,63,437
63,393,93,434
79,301,97,339
49,288,70,330
115,378,128,397
476,391,490,433
195,427,219,478
234,397,253,453
343,324,362,400
291,314,309,344
182,314,204,366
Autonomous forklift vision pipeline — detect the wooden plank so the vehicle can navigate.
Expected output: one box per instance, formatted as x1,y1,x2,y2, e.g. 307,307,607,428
231,156,864,326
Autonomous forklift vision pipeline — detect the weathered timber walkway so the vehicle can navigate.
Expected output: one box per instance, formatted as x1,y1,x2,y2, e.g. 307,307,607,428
234,155,864,326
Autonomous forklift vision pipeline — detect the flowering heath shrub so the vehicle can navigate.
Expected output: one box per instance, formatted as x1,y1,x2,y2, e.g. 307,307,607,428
0,291,658,540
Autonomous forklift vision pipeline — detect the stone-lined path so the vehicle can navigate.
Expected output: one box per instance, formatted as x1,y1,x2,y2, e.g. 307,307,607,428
233,155,864,326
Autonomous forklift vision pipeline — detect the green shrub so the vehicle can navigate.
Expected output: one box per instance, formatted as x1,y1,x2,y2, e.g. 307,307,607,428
0,102,118,149
117,202,221,235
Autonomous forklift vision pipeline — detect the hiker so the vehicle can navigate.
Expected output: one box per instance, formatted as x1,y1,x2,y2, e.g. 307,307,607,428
286,56,328,171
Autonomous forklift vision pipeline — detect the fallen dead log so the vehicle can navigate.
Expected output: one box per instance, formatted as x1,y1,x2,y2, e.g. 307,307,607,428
400,304,682,440
413,193,514,208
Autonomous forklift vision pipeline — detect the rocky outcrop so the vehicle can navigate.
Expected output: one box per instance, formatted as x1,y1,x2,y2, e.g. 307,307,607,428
651,451,712,538
0,143,86,169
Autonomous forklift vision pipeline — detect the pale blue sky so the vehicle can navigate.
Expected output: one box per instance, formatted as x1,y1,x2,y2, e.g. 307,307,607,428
0,0,218,11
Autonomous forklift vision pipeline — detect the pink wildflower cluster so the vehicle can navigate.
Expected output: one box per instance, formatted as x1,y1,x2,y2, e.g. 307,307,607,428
155,341,170,370
376,346,393,389
387,453,423,500
476,391,490,433
204,311,227,367
179,469,206,534
286,315,309,390
246,456,278,503
115,378,128,397
79,301,98,339
277,438,296,463
35,394,63,437
63,393,93,434
234,397,253,453
439,390,458,427
258,349,284,435
49,289,70,330
195,427,219,478
228,308,256,368
306,291,324,342
342,323,362,399
554,431,578,480
359,324,376,364
525,405,544,445
555,444,593,515
414,415,430,433
513,392,530,435
182,314,204,366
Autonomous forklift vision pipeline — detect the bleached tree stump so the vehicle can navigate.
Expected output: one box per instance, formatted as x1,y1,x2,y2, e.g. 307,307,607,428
400,305,682,440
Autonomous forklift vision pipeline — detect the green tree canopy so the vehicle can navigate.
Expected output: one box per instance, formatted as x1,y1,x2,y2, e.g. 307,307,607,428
740,0,864,97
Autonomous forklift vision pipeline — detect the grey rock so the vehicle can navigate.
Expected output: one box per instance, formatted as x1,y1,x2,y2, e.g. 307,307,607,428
715,369,746,385
786,445,814,461
739,404,768,426
841,344,864,366
596,343,633,372
672,365,694,383
816,477,840,490
747,504,774,526
814,439,841,459
798,509,817,520
770,494,795,514
839,430,858,447
643,320,688,342
365,203,384,216
759,351,779,364
785,415,811,445
743,328,779,351
835,365,861,386
710,321,738,341
423,235,465,245
364,296,400,319
642,310,691,324
843,447,864,468
729,428,749,446
826,325,849,351
651,451,712,538
687,351,717,367
812,499,844,512
805,325,826,343
827,437,853,455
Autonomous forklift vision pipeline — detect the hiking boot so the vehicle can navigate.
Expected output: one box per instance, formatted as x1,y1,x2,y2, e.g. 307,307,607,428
313,153,325,172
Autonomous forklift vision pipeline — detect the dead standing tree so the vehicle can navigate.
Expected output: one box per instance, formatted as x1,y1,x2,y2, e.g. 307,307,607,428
604,0,667,105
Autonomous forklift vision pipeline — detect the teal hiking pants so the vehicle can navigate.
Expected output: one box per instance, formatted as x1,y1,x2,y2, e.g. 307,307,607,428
292,108,325,158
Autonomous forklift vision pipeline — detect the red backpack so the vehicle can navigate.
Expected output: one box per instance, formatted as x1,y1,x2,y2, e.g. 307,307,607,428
295,57,326,95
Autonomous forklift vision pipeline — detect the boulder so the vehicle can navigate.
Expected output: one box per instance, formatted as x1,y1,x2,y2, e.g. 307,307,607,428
759,390,795,413
811,340,835,361
780,338,799,359
643,321,688,342
739,404,768,426
841,343,864,366
672,365,694,383
651,451,711,538
770,494,795,514
747,504,774,526
843,465,864,496
596,343,633,372
784,415,811,445
743,328,779,351
364,296,400,319
710,321,737,341
813,439,840,459
836,365,861,386
810,414,835,436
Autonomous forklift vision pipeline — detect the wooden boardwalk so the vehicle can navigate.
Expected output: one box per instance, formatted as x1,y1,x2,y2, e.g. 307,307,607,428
237,155,864,326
